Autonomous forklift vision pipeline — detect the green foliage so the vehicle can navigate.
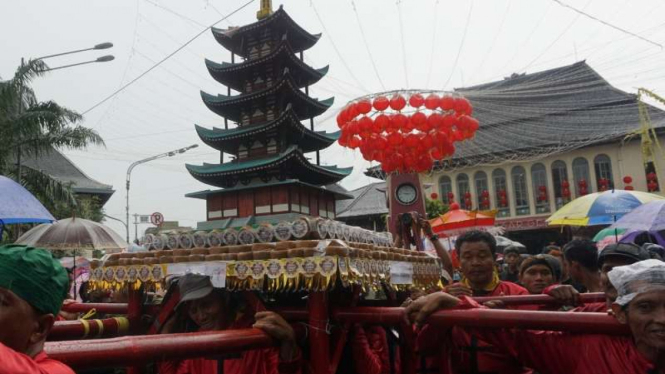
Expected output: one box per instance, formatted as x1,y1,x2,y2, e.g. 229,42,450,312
0,59,105,226
425,198,448,219
48,196,106,222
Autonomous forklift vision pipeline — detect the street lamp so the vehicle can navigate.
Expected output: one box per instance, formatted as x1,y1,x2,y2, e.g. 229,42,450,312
125,144,199,243
15,42,115,181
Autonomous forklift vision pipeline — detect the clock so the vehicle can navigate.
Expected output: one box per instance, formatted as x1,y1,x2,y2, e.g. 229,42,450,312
395,183,418,205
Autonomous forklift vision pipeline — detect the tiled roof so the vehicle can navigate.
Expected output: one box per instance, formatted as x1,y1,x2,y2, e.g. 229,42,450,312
336,182,388,218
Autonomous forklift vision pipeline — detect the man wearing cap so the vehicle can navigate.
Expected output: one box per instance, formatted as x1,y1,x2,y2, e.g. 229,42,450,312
158,273,300,374
500,246,521,283
405,259,665,374
518,255,560,295
547,242,653,312
0,244,73,374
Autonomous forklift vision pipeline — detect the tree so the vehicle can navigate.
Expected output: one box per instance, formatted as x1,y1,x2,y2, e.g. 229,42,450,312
425,198,448,219
0,59,104,216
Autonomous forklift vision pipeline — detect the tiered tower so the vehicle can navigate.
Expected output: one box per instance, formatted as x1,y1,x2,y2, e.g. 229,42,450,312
186,2,352,229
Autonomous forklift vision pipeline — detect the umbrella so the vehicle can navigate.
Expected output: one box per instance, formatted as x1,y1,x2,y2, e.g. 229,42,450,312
15,217,128,254
429,207,496,236
619,230,665,248
592,227,628,250
0,175,55,237
547,189,664,226
609,200,665,232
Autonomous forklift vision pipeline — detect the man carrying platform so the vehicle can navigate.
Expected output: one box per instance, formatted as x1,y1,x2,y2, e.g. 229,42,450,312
0,244,74,374
406,259,665,374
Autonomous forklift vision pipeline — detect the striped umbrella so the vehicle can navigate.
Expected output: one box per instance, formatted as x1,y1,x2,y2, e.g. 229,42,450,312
547,190,664,226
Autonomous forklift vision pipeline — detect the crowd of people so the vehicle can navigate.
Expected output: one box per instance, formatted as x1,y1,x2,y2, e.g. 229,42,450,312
0,229,663,374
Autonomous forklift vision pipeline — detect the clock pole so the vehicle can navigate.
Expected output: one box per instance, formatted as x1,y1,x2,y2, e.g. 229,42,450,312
387,172,427,249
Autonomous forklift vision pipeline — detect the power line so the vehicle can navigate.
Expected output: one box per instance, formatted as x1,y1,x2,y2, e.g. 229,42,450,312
310,0,369,93
81,0,255,116
350,0,385,90
442,0,474,89
144,0,207,28
550,0,663,49
396,0,409,88
425,0,439,86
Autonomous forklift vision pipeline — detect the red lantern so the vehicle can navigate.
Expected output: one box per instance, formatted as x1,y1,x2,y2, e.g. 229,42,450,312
392,113,408,129
648,181,658,192
449,202,460,210
447,191,455,202
357,99,372,115
538,185,546,192
348,136,361,149
647,172,657,181
372,96,389,111
440,96,455,111
408,93,424,108
578,179,588,188
430,192,439,200
625,185,635,191
464,191,472,198
561,180,570,188
454,97,472,115
562,188,571,198
464,197,472,208
623,176,633,184
500,197,508,207
427,113,444,131
481,190,489,197
389,94,407,111
424,94,440,110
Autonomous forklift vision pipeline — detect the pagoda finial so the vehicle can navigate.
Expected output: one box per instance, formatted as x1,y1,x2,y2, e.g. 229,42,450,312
257,0,273,20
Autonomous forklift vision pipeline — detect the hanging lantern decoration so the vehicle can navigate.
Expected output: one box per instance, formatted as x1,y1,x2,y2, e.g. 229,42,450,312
538,185,548,202
622,176,633,191
561,180,571,200
481,189,490,209
646,172,659,192
598,178,609,192
498,189,508,208
430,192,439,200
578,179,588,196
447,191,455,204
336,90,479,174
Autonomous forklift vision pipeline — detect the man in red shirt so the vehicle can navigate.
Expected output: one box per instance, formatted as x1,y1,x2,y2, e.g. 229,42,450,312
414,230,530,374
158,274,301,374
406,259,665,374
0,244,74,374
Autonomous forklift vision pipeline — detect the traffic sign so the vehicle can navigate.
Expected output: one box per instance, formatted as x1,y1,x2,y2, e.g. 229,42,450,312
150,212,164,226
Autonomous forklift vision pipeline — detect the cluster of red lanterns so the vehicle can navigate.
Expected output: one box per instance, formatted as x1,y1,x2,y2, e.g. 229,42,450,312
498,189,508,208
537,185,548,202
336,92,479,173
561,180,571,199
463,191,472,209
647,172,659,192
578,179,588,195
598,178,610,192
480,190,490,209
623,176,634,191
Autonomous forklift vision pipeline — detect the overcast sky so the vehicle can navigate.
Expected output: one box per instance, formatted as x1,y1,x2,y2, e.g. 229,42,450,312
2,0,664,241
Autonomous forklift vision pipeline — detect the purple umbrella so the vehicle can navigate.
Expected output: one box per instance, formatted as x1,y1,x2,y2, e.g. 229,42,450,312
619,230,665,248
0,176,55,237
610,200,665,232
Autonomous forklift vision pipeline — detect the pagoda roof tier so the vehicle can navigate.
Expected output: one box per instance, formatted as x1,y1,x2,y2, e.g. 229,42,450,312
211,6,321,58
186,146,352,187
195,105,339,153
205,42,329,91
186,179,353,200
201,72,334,122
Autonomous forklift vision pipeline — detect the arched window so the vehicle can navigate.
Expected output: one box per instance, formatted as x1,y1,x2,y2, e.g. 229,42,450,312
551,160,568,209
572,157,591,196
512,166,530,215
474,171,489,209
594,154,614,190
456,174,470,209
531,163,550,213
492,169,510,217
438,176,453,204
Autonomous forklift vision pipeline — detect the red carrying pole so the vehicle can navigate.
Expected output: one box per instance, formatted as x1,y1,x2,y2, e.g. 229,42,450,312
332,307,630,335
308,291,330,374
49,317,130,341
472,293,605,306
62,303,129,314
45,329,275,370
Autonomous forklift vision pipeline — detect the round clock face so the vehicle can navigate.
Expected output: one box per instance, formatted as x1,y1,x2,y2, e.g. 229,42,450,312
396,183,418,205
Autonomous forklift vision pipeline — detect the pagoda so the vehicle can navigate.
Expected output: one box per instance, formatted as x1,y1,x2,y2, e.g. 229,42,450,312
186,1,352,229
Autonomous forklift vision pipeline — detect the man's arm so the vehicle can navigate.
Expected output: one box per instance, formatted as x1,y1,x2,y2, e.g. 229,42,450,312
419,218,453,276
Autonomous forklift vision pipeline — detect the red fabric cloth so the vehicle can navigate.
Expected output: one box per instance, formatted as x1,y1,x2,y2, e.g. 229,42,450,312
417,281,533,374
0,344,74,374
453,297,655,374
157,315,301,374
350,325,399,374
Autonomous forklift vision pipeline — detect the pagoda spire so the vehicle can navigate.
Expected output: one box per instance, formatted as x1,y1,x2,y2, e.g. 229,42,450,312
257,0,273,20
